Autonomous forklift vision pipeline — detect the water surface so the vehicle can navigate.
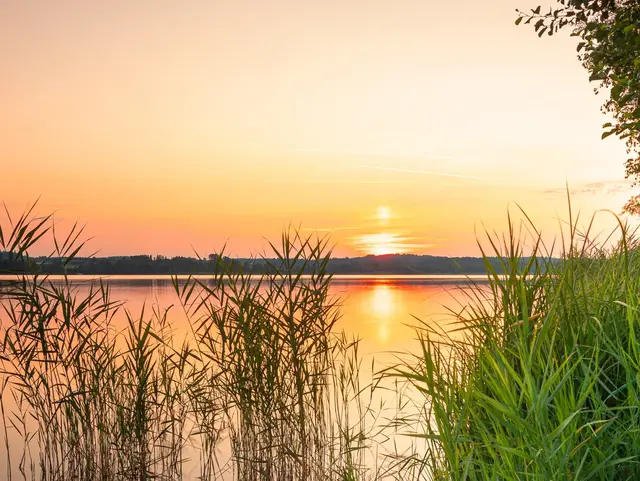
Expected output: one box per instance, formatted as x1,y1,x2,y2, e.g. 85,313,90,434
5,274,485,354
1,274,487,355
0,274,488,479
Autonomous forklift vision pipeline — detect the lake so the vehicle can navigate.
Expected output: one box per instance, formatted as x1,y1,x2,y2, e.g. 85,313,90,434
11,274,486,357
0,274,489,479
0,273,488,394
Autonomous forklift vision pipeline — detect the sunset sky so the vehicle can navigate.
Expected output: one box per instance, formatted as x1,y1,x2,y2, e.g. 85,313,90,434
1,0,636,258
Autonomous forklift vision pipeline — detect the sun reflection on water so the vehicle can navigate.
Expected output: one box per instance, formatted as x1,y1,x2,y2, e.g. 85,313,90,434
371,283,395,342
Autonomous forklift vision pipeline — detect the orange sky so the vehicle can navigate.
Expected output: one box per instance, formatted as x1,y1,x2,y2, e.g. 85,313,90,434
0,1,636,258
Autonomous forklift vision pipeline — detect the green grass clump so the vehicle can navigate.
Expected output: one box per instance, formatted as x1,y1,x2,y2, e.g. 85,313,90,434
397,209,640,480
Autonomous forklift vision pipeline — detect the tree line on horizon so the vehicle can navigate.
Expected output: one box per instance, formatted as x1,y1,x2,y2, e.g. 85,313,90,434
0,251,544,275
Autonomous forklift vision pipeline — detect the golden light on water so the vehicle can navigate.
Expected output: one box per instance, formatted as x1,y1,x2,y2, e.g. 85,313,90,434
371,283,394,342
371,283,393,315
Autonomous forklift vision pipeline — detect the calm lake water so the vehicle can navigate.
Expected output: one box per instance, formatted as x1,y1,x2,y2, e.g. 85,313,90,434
0,274,489,479
0,274,489,368
26,274,487,357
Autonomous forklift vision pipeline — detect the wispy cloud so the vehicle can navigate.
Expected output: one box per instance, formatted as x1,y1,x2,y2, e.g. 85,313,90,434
544,180,634,196
355,180,417,184
359,165,480,180
261,178,415,185
301,226,363,232
296,148,456,161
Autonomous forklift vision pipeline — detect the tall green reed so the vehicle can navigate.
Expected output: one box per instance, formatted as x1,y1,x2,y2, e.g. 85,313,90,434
0,203,377,481
395,206,640,480
175,230,374,481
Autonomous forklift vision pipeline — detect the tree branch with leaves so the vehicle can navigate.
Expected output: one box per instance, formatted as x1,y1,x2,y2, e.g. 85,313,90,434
516,0,640,213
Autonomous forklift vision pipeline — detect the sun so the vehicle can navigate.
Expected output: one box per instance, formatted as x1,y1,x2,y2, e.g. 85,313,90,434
377,206,391,223
371,243,395,256
358,232,401,256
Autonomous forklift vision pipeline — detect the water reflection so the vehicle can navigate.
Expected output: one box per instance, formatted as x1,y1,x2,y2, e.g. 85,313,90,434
0,274,487,479
370,283,393,342
0,274,485,352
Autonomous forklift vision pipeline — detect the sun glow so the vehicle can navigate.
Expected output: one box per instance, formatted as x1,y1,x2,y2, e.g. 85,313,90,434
371,244,395,256
357,232,404,256
377,206,391,223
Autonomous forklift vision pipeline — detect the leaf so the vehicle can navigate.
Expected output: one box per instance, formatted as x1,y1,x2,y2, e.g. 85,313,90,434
602,129,616,139
515,16,523,26
611,84,623,100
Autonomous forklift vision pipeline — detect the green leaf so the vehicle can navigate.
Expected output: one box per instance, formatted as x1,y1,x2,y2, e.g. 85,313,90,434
611,84,623,100
602,129,616,139
515,16,523,26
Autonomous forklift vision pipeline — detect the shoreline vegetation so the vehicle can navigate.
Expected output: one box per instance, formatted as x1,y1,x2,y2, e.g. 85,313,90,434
3,204,640,479
0,252,545,276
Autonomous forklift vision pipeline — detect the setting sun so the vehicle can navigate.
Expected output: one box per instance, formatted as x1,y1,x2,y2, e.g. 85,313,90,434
377,206,392,224
372,246,394,256
357,233,403,256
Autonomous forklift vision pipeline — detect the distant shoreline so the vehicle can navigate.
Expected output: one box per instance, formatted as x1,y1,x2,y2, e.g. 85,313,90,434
0,273,492,284
1,252,545,276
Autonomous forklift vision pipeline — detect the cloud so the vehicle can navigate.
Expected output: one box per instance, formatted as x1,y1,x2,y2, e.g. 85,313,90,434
261,178,415,185
301,226,363,232
544,180,634,197
355,180,418,184
358,165,480,180
291,148,481,181
296,148,456,162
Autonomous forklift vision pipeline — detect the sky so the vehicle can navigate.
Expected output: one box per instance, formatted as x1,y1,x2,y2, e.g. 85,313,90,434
0,0,636,258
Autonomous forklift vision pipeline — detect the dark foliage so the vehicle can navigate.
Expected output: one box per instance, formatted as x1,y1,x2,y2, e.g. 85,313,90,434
0,252,546,276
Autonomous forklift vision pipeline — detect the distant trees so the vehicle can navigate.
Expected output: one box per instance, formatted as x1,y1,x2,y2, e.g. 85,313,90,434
3,253,531,276
516,0,640,212
0,251,34,274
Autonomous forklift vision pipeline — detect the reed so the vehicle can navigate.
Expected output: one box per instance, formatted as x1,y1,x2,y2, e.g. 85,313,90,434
0,203,376,481
394,206,640,480
9,198,640,480
174,230,375,480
